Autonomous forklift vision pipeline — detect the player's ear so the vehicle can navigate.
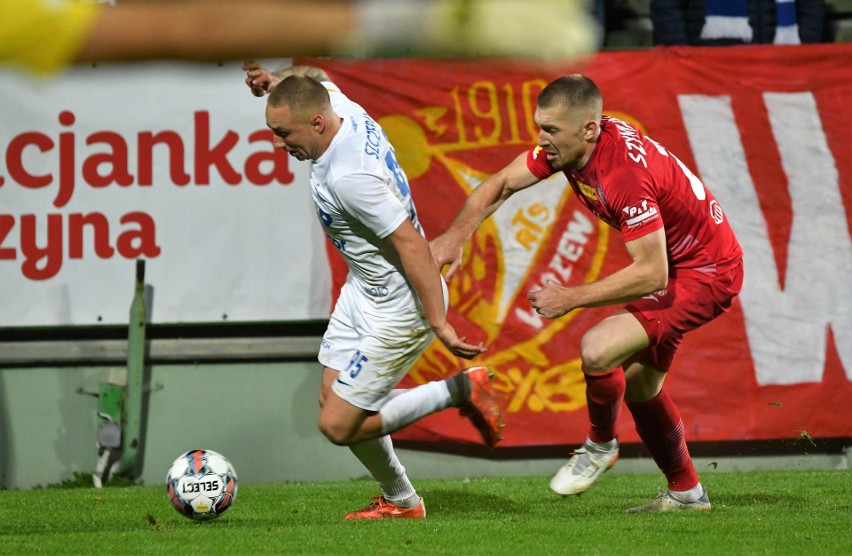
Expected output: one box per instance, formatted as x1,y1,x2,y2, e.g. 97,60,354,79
311,114,324,132
583,118,598,141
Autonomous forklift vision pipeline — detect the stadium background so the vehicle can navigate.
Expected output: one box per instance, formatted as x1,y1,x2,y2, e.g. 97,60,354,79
1,4,851,489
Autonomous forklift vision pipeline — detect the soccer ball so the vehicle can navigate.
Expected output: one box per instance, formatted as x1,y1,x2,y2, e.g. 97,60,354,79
165,449,238,521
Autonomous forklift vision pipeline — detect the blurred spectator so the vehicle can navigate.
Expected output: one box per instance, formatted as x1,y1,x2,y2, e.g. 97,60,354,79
651,0,827,45
598,0,656,49
591,0,608,47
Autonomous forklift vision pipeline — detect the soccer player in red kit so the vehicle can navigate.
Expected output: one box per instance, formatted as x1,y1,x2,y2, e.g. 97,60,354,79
432,74,744,512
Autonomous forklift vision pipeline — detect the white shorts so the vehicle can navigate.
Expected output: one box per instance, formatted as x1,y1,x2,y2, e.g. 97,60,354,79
319,279,445,411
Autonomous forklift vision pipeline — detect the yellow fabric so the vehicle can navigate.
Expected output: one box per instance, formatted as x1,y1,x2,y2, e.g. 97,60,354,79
0,0,101,74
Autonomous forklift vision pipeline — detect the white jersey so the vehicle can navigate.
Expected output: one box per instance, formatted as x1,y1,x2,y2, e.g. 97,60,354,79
311,82,424,312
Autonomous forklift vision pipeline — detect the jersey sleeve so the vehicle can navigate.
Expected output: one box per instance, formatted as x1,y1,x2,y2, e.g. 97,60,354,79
606,165,664,242
333,173,409,240
525,146,558,180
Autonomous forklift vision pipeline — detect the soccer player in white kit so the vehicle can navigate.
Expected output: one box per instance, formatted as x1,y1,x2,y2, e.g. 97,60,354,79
246,62,504,519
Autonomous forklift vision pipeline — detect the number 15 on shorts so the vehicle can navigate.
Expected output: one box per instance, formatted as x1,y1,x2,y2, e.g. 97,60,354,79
346,351,369,379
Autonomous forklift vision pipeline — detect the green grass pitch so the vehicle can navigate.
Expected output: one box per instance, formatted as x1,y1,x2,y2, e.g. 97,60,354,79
1,469,849,554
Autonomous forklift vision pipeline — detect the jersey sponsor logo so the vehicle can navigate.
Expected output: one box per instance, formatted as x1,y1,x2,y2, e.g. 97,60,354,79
577,181,598,200
622,199,659,227
710,200,725,224
365,286,389,297
314,204,348,251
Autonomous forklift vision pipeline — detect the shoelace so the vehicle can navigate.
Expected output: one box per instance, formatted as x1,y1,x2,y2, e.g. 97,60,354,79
366,495,387,510
569,448,593,474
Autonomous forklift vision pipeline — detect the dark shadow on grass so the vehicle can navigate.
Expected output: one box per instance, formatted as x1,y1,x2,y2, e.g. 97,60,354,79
417,487,522,517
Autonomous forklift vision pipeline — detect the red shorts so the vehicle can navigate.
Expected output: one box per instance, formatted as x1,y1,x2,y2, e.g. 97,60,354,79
624,259,744,372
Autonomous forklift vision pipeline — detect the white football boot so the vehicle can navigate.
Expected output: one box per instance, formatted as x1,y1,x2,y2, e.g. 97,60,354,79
625,487,712,513
549,438,619,496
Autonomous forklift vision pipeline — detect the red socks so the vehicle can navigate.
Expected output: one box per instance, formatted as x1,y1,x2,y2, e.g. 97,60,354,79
584,368,625,444
584,369,700,492
626,388,699,491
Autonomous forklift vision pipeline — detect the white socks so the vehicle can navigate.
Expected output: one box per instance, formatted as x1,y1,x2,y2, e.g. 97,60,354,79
379,380,453,435
670,482,705,503
349,379,459,506
585,437,618,454
348,435,417,506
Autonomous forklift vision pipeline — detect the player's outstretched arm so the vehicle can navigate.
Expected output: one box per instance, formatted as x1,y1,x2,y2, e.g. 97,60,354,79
243,60,331,97
243,60,275,97
9,0,596,75
389,220,485,359
73,1,596,70
431,151,540,280
78,2,355,65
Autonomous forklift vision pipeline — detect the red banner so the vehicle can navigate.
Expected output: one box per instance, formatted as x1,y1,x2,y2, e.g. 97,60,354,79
302,44,852,448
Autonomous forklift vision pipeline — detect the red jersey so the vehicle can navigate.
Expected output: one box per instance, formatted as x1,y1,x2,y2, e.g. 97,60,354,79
526,116,742,275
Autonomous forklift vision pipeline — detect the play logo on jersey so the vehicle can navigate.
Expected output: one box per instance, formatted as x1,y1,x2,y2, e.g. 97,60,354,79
577,181,598,200
622,199,659,229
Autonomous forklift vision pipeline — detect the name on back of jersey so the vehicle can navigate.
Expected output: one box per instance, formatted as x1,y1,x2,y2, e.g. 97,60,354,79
362,113,382,160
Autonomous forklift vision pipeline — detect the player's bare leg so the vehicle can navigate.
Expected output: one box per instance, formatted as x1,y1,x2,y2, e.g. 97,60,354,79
316,369,422,518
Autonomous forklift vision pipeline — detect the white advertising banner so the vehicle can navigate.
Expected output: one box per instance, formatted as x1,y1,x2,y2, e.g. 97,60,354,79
0,61,331,326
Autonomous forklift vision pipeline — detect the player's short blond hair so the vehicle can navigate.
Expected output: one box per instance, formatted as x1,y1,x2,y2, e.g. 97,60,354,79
267,75,330,116
538,74,602,119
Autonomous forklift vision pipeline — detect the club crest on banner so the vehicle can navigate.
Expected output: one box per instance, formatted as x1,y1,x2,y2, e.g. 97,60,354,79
369,101,654,422
375,104,652,429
